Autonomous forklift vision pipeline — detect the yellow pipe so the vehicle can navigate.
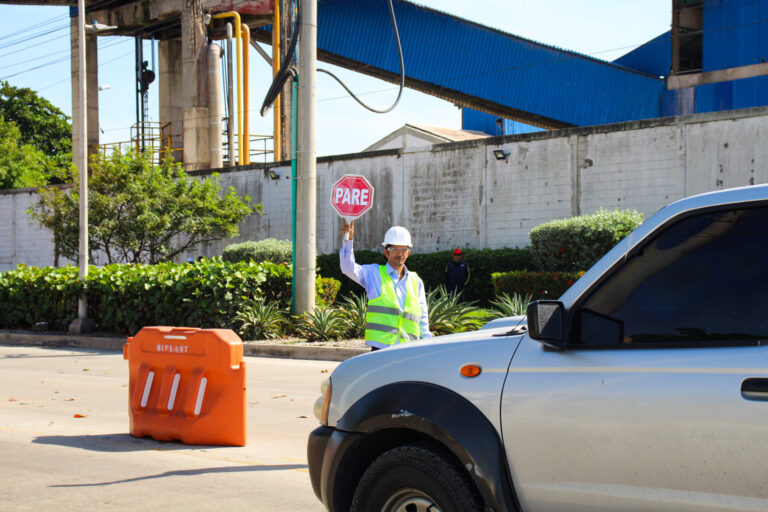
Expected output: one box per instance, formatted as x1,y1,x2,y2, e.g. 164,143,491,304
272,0,281,162
241,22,250,165
212,12,243,165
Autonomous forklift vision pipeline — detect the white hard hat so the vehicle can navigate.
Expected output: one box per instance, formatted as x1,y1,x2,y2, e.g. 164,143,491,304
382,226,412,247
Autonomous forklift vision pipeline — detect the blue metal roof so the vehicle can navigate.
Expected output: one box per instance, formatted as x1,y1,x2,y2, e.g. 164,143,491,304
312,0,665,128
251,0,768,131
613,31,671,78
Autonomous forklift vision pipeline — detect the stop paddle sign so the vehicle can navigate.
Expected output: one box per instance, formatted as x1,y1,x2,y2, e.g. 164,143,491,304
330,174,375,219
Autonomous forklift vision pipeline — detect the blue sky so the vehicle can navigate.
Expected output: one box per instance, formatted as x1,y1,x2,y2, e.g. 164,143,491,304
0,0,670,157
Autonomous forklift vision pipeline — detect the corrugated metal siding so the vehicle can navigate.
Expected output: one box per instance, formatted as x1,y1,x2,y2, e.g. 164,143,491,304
316,0,664,126
703,0,768,71
461,108,543,135
613,31,671,77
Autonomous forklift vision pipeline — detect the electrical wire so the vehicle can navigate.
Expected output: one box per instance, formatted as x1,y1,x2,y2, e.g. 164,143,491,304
317,0,404,114
0,13,66,42
259,0,301,116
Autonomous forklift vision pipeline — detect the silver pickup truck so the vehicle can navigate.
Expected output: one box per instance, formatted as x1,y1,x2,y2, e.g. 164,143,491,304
308,184,768,512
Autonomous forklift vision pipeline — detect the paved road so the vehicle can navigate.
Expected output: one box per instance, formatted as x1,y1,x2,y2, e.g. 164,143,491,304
0,345,340,511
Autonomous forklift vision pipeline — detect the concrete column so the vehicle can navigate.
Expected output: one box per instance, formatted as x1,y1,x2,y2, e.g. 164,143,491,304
70,17,100,165
180,0,209,170
158,38,184,162
295,0,317,313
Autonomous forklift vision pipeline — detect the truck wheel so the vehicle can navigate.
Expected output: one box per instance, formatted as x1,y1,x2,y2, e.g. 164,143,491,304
350,443,482,512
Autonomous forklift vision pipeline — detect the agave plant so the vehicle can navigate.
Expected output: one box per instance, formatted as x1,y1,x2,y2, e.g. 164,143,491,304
234,298,286,340
339,292,367,339
298,306,348,341
489,292,532,318
427,286,488,336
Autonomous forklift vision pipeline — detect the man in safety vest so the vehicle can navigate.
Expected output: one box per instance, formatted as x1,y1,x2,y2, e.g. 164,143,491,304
340,220,432,350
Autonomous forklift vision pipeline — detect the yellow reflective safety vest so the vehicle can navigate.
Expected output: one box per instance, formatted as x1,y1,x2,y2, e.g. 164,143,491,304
365,266,423,349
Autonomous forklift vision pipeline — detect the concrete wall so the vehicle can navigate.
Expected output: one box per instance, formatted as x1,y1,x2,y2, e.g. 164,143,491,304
3,107,767,271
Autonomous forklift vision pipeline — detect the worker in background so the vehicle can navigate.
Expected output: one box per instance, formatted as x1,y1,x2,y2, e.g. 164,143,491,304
340,220,432,350
445,248,470,294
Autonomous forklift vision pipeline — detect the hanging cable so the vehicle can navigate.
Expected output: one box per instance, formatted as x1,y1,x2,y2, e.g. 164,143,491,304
260,0,301,116
318,0,405,114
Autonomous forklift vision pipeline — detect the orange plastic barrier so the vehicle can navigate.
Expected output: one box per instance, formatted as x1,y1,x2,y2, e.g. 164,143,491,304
123,326,246,446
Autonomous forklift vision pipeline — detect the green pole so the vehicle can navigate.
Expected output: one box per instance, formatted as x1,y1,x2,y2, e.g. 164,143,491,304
291,75,298,314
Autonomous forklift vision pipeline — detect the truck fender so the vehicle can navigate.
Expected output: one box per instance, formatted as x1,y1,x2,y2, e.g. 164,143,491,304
336,381,520,512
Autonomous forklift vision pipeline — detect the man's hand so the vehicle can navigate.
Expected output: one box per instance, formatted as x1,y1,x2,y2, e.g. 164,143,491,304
342,219,355,240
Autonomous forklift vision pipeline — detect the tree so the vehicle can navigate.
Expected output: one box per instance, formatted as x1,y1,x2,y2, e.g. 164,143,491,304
30,149,259,264
0,116,49,189
0,81,72,183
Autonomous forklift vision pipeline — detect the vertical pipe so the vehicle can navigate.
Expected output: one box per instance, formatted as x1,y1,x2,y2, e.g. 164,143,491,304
272,0,282,162
212,13,242,164
296,0,317,314
207,43,223,168
226,23,235,166
241,23,250,164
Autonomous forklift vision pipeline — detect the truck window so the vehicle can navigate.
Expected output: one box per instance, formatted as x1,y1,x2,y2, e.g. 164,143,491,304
575,205,768,346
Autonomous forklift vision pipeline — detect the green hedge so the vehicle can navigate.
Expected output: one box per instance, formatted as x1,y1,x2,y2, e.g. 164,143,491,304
530,208,643,271
317,246,536,305
222,238,293,264
0,259,339,335
492,270,585,300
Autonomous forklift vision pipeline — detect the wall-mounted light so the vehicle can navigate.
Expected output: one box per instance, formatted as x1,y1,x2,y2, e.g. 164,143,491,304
269,169,281,180
494,149,510,161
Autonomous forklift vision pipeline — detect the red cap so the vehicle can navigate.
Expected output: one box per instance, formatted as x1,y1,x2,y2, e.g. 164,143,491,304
453,248,462,255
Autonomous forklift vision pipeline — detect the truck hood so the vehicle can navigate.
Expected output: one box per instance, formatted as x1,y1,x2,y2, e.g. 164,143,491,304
327,325,525,432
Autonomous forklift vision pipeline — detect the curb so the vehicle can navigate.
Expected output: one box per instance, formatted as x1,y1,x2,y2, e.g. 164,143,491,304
0,331,368,362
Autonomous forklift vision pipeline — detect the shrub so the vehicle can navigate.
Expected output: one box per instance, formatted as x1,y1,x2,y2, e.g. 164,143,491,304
427,286,494,335
489,292,532,318
529,208,643,271
0,259,341,335
492,271,584,300
0,264,82,330
222,238,292,264
297,306,347,341
234,298,286,340
338,292,367,339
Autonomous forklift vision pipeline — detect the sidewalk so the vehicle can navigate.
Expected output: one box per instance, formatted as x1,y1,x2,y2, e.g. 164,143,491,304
0,330,368,362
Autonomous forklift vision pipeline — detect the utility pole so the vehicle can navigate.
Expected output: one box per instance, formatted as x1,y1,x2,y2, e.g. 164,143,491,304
295,0,317,314
68,0,95,334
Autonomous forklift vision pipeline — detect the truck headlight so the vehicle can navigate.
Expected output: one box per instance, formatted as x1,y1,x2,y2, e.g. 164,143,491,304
313,376,332,426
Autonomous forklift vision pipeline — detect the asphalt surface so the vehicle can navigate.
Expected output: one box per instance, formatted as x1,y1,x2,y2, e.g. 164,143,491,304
0,330,368,361
0,345,340,511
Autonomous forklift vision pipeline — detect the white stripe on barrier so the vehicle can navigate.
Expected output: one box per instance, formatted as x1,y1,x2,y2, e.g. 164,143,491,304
163,335,187,340
141,371,155,408
194,377,207,416
168,373,180,411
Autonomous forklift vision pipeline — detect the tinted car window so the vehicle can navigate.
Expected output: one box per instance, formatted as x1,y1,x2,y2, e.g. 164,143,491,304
576,205,768,346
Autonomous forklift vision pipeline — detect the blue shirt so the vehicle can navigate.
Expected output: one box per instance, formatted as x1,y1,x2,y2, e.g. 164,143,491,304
339,240,432,338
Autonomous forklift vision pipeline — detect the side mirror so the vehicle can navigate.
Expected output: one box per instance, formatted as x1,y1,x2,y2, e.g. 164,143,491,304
527,300,565,346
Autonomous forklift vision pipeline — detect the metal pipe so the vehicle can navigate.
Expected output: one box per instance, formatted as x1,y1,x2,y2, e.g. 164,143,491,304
241,22,250,164
226,23,235,166
207,43,223,168
296,0,317,314
212,12,243,165
291,76,297,313
273,0,282,162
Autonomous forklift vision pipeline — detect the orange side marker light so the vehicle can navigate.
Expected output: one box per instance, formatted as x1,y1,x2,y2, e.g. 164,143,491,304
460,364,482,378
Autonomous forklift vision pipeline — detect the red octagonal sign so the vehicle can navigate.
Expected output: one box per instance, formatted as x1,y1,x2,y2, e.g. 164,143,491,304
330,174,375,219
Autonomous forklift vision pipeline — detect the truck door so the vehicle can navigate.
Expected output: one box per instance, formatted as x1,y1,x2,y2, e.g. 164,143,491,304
501,204,768,512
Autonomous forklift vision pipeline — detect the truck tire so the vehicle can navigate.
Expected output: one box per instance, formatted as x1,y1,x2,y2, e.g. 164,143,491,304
350,443,483,512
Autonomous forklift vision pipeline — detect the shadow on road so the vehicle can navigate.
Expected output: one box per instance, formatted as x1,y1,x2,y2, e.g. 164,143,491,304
48,463,308,487
33,432,237,452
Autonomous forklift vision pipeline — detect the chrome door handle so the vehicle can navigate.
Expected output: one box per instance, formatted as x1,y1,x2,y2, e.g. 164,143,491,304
741,378,768,401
